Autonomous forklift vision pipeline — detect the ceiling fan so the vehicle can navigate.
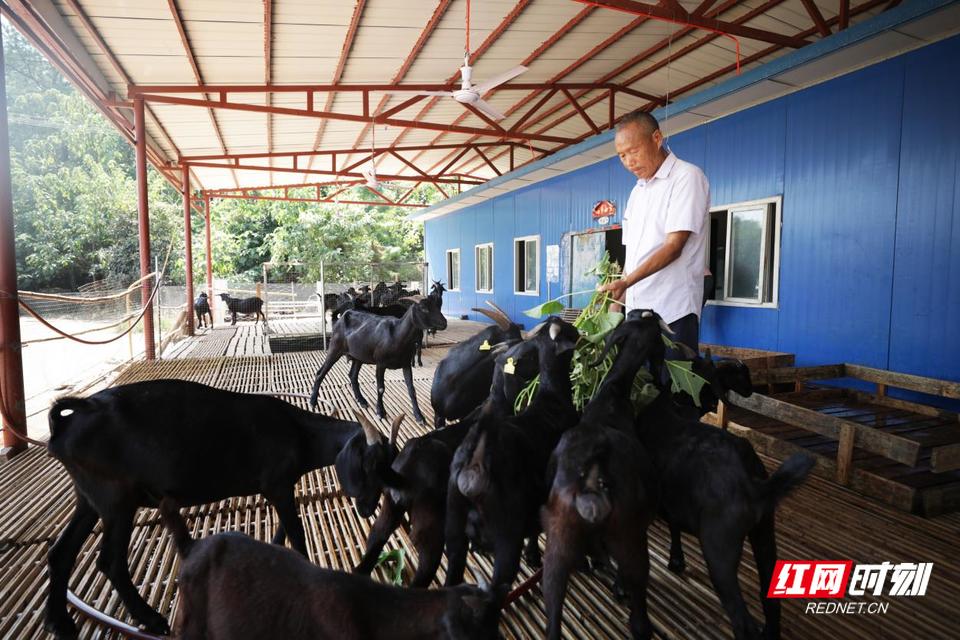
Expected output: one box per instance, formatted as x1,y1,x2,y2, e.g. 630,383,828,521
388,1,527,120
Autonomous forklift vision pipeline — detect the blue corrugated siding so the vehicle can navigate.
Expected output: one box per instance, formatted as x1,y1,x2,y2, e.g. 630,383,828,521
888,37,960,381
424,34,960,383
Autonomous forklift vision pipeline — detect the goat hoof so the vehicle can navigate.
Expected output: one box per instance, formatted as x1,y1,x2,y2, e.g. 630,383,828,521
414,414,426,425
667,557,686,574
137,613,171,636
44,615,79,639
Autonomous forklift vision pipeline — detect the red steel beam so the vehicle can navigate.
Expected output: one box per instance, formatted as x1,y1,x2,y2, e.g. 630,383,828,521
561,88,600,134
167,0,239,189
388,0,535,150
128,81,638,95
421,10,654,176
205,179,365,196
203,193,213,315
473,147,501,177
138,93,577,144
0,27,27,457
307,0,367,171
799,0,832,37
182,164,194,336
346,0,453,159
186,160,478,184
208,193,426,208
840,0,850,29
575,0,809,48
135,98,156,360
179,141,539,163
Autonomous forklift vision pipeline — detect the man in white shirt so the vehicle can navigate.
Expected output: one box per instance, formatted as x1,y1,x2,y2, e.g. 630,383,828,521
600,111,709,356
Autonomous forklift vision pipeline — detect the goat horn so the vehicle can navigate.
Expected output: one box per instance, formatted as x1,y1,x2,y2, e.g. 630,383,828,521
525,321,547,340
675,342,699,359
354,411,381,446
389,414,404,448
471,307,511,331
485,300,512,322
659,317,675,335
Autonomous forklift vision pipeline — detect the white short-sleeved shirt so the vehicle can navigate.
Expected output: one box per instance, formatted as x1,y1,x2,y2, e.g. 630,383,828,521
621,152,710,324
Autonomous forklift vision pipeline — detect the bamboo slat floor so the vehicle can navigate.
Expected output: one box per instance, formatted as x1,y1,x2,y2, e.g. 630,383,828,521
1,323,958,639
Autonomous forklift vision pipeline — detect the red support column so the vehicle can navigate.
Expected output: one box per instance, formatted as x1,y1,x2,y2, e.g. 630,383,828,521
134,97,156,360
204,193,213,316
182,165,194,336
0,29,28,458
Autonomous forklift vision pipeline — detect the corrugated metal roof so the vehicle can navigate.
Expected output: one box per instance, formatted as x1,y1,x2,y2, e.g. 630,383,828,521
5,0,956,195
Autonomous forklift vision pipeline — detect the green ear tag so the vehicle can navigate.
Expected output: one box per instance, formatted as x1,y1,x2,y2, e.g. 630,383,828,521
479,339,491,351
504,357,516,375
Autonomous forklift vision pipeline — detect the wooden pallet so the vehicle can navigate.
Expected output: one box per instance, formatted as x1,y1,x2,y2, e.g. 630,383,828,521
709,364,960,516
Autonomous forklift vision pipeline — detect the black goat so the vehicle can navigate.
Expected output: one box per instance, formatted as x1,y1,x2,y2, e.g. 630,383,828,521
351,339,540,588
431,302,523,429
193,292,212,329
669,345,754,418
159,500,502,640
446,317,580,594
636,370,814,639
44,380,393,638
218,292,265,325
309,295,447,424
542,310,666,640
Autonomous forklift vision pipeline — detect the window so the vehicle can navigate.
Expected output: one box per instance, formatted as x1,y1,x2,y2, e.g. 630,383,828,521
514,236,539,295
707,197,780,307
475,243,493,293
446,249,460,291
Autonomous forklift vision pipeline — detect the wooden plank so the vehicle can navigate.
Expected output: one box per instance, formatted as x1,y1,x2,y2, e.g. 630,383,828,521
727,391,921,466
836,423,855,485
847,389,960,422
845,364,960,400
931,443,960,474
749,364,846,386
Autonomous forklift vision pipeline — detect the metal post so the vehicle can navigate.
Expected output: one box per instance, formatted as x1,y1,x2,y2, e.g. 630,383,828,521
319,260,326,349
134,96,156,359
155,255,161,359
0,29,27,458
182,165,194,336
204,193,213,319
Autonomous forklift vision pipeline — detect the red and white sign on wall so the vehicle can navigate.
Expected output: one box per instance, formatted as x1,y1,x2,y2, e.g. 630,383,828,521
592,199,616,225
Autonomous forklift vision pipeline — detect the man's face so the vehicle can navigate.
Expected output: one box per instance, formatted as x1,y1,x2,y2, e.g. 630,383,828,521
615,122,664,181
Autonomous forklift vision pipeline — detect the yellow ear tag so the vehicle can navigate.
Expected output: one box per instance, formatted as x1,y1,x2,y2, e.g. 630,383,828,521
504,357,516,375
479,340,491,351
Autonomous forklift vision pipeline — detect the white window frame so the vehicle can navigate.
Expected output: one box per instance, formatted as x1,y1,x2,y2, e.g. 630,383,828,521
513,235,540,296
475,243,494,294
445,248,461,292
707,196,781,309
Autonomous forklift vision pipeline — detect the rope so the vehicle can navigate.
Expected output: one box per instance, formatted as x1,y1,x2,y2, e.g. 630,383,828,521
20,310,142,345
17,272,156,303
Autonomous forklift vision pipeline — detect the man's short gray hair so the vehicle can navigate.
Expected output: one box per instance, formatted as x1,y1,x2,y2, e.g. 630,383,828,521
616,110,660,135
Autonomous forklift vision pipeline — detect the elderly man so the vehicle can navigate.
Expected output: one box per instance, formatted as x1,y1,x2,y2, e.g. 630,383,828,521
600,110,709,355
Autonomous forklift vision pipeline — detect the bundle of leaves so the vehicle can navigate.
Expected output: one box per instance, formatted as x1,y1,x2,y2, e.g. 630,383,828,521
374,548,406,586
515,252,708,414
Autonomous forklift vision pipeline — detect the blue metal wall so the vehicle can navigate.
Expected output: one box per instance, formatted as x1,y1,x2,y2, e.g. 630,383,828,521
425,34,960,383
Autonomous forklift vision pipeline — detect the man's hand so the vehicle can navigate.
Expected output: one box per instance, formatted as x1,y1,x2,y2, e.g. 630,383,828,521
599,278,629,302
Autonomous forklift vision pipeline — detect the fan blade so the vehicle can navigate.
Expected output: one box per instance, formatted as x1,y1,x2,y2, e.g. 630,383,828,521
471,98,506,121
471,65,528,95
383,90,455,97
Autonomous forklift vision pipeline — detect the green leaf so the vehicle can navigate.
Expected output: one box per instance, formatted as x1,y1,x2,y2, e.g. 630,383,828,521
665,359,709,407
523,299,565,318
375,548,406,586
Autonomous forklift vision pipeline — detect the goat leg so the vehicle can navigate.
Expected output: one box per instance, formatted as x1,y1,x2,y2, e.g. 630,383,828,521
355,496,404,575
267,488,309,557
749,513,781,640
701,526,762,640
348,359,369,408
310,347,343,409
402,366,426,424
231,310,237,326
375,365,387,419
607,527,653,640
542,504,584,640
490,524,526,593
271,522,286,546
98,511,171,634
443,490,471,587
667,522,687,574
409,500,445,588
44,496,99,638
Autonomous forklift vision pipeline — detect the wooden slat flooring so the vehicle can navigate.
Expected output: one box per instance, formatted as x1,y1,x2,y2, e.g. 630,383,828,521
2,326,959,639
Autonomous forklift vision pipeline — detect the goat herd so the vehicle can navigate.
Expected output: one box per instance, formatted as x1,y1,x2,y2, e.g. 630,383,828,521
42,288,815,640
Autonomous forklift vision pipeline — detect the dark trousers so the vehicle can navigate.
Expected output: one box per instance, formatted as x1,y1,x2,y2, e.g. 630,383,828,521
662,313,700,385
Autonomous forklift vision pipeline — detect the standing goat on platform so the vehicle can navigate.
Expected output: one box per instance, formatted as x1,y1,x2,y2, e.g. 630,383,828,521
309,294,447,424
542,310,667,640
430,301,523,429
446,317,580,594
218,292,265,325
43,380,395,638
193,292,212,328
